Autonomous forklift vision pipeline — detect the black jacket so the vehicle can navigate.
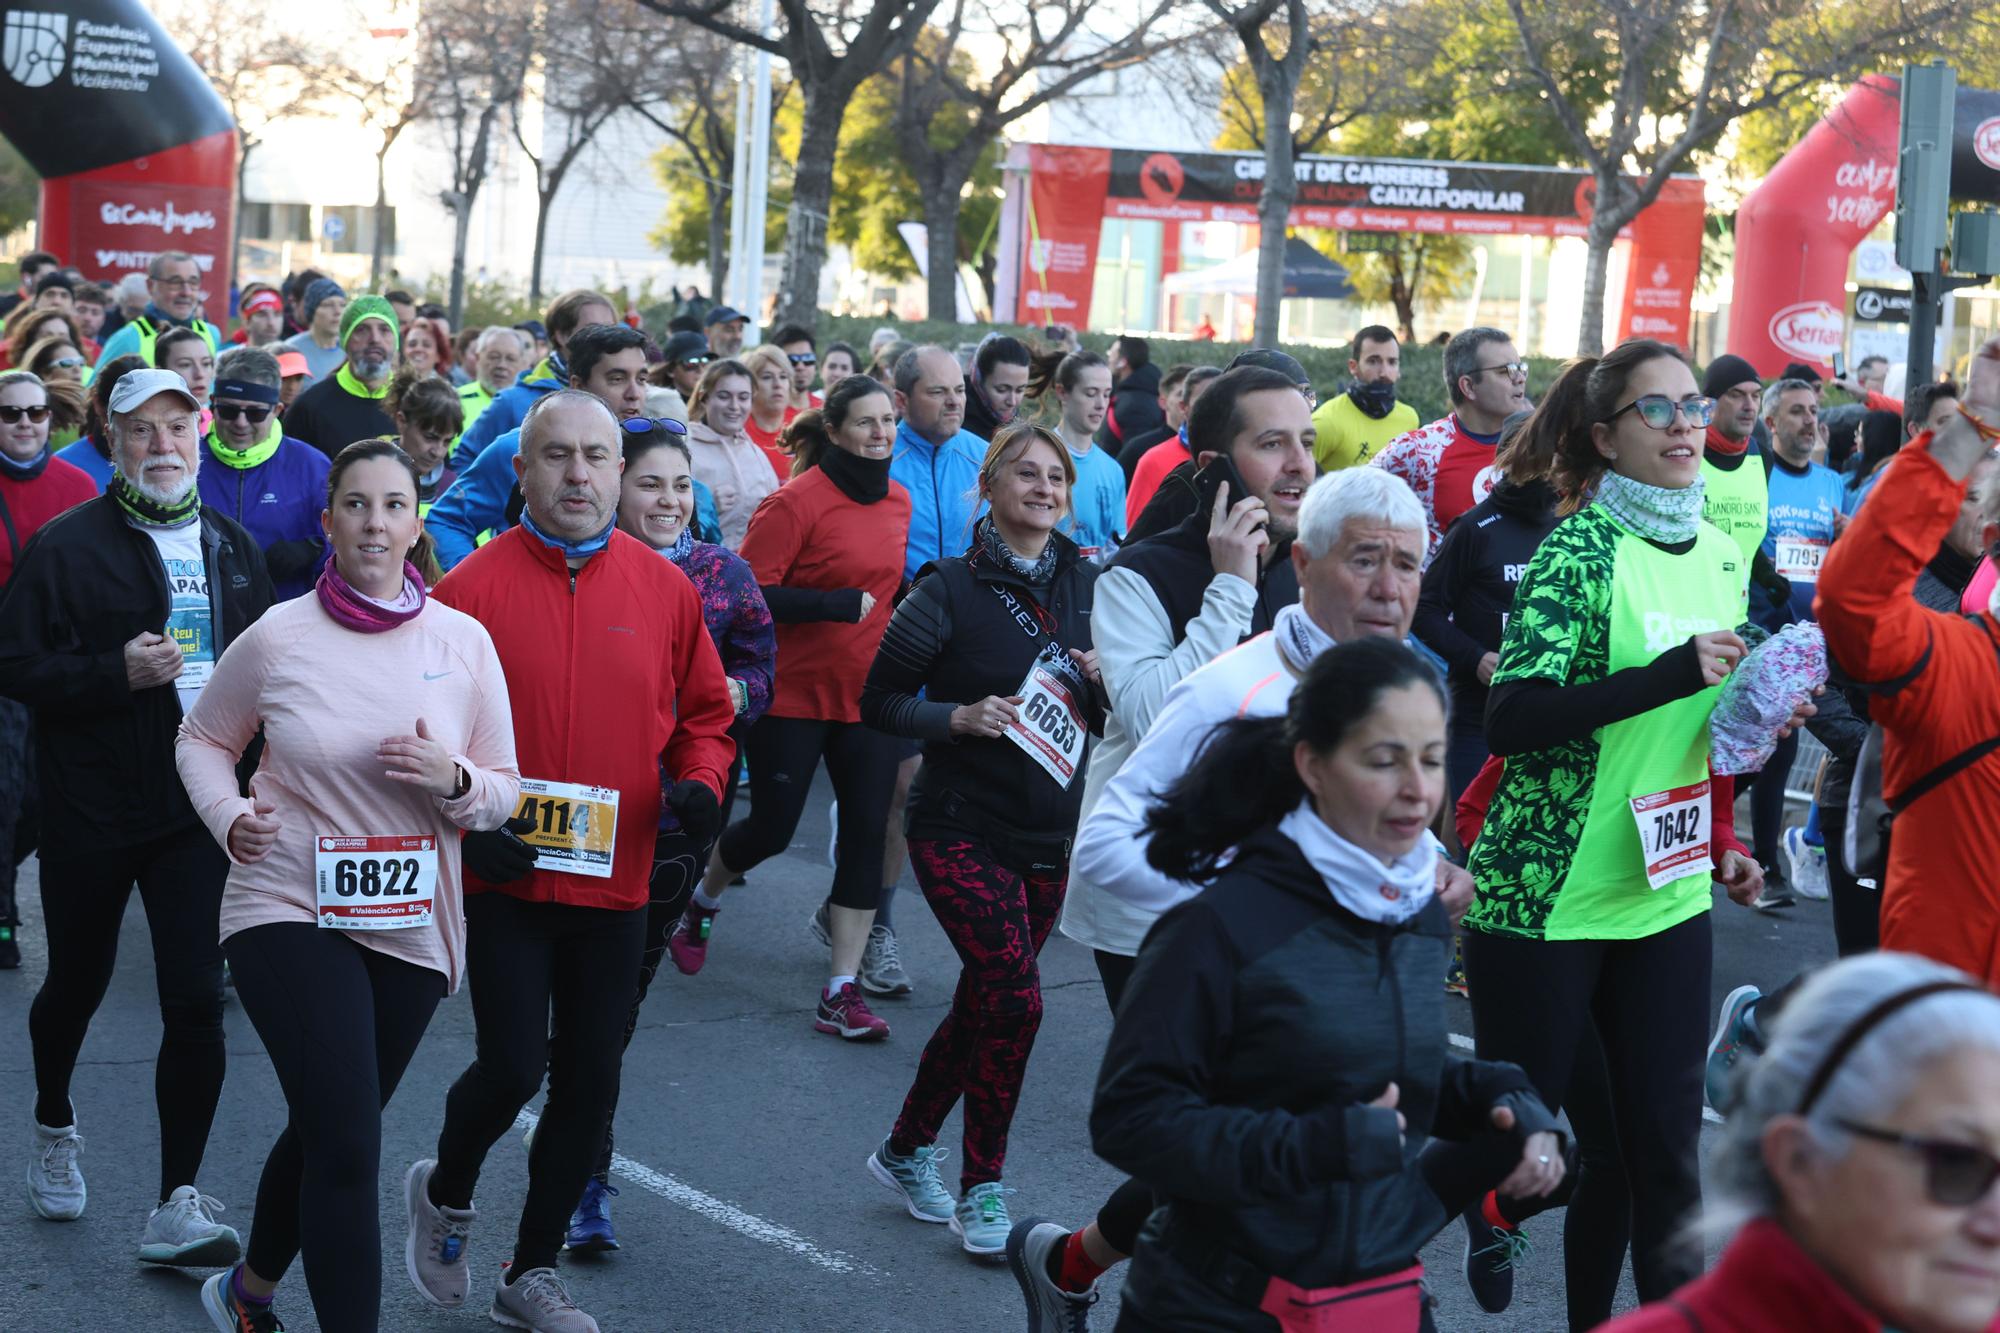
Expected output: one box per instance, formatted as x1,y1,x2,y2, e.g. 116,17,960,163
962,373,1007,443
1412,477,1559,733
862,532,1105,868
1111,458,1298,651
0,497,273,848
1125,457,1205,545
283,372,395,458
1101,361,1164,455
1091,829,1558,1327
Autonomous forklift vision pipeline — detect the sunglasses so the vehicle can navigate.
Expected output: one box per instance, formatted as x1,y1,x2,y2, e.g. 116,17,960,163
1606,394,1716,430
787,353,817,366
213,403,274,424
1838,1120,2000,1206
676,355,714,368
47,357,84,371
620,417,690,438
1471,360,1529,380
0,404,51,424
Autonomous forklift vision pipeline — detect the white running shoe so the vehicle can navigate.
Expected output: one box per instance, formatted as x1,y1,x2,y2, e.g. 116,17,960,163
404,1158,477,1309
26,1120,84,1221
490,1265,602,1331
138,1186,242,1266
1782,826,1830,901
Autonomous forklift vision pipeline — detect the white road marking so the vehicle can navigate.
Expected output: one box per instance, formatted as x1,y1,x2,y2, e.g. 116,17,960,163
1446,1032,1724,1125
513,1109,877,1276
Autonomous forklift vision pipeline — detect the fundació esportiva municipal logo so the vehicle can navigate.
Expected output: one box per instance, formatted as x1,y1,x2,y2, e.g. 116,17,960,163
3,10,66,87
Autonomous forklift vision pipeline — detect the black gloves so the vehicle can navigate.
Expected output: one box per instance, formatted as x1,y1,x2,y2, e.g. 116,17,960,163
462,816,537,884
667,780,721,844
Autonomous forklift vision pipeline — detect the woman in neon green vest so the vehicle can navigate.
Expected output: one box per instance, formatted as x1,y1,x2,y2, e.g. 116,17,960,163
1432,339,1796,1329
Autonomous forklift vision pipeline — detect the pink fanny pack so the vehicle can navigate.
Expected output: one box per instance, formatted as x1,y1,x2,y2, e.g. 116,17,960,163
1256,1262,1426,1333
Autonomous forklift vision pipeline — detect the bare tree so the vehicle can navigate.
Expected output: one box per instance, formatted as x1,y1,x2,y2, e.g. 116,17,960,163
1504,0,1984,354
414,0,539,323
633,0,944,329
316,27,428,288
893,0,1181,321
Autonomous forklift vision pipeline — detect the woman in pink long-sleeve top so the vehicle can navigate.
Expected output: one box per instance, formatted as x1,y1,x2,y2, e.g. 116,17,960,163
175,438,520,1333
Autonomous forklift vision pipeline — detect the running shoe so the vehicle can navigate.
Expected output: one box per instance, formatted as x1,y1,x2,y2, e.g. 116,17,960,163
808,898,832,947
867,1139,953,1222
1782,826,1830,901
26,1119,84,1220
666,899,719,975
0,921,19,969
1443,940,1469,998
952,1182,1013,1256
815,981,890,1040
1007,1218,1099,1331
860,923,913,997
201,1265,285,1332
139,1186,242,1266
490,1265,601,1332
565,1178,619,1253
1706,983,1763,1113
1460,1202,1529,1314
404,1158,476,1309
1752,863,1796,912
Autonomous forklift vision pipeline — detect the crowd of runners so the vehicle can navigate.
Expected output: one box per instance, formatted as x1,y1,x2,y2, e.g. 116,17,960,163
1,246,1999,1333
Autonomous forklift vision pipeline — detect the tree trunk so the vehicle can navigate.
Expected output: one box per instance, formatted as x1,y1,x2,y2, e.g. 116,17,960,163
448,199,473,326
1575,166,1623,357
370,147,391,289
776,83,852,331
1252,62,1299,349
530,185,553,303
706,183,730,299
922,179,961,323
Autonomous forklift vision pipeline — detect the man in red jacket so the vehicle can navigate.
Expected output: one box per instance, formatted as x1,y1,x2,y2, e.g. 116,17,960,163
403,389,734,1332
1817,334,2000,985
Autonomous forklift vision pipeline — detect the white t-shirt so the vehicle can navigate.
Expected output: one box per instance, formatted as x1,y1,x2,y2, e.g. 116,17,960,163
142,521,213,714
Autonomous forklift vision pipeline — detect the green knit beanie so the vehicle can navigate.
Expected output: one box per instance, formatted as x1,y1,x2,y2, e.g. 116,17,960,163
339,294,399,348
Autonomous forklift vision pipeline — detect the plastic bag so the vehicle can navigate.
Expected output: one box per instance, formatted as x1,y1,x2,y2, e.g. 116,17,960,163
1709,622,1828,776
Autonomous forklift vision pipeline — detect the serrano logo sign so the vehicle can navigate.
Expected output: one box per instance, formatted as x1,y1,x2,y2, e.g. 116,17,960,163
1767,300,1843,360
100,200,216,234
1977,117,2000,172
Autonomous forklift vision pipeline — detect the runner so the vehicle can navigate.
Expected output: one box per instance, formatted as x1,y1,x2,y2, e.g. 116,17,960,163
0,371,96,970
741,344,802,469
383,367,464,522
1115,362,1192,484
451,289,617,466
177,437,521,1333
402,389,734,1333
666,376,910,1040
860,422,1104,1256
54,354,148,491
685,357,783,547
281,296,400,459
1124,349,1314,543
92,251,222,371
1418,339,1794,1328
771,323,821,410
558,417,775,1255
1027,349,1126,562
1083,638,1563,1333
1122,364,1220,523
1310,324,1420,471
198,347,331,600
962,333,1032,442
0,367,272,1263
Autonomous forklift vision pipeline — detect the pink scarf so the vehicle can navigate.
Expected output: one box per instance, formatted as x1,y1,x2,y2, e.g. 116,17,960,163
316,559,426,633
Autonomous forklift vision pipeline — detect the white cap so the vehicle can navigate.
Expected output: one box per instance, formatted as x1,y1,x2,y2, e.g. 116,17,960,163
107,367,201,416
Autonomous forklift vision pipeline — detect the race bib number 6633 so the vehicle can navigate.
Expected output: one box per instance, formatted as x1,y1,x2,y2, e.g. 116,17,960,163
1004,663,1086,789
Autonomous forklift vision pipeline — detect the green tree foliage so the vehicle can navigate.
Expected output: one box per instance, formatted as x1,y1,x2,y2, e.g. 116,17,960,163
0,140,38,238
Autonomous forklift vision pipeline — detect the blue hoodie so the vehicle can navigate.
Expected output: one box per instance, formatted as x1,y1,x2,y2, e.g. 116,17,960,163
197,434,332,600
890,419,987,579
449,355,566,468
429,428,722,571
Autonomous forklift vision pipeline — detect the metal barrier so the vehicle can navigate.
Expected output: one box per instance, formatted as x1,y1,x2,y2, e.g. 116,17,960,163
1786,729,1830,804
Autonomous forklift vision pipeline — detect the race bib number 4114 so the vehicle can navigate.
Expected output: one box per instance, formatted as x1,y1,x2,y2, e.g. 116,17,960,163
512,779,620,878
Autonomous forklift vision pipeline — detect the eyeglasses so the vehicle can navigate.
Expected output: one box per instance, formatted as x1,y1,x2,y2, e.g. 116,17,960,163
0,404,50,423
1837,1121,2000,1206
1470,361,1529,380
676,355,713,369
153,276,200,291
213,403,274,424
1605,394,1716,430
787,353,817,366
620,417,690,438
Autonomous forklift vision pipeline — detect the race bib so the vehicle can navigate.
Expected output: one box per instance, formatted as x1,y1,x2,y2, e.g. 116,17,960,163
1772,537,1828,582
1628,780,1710,891
513,779,619,878
315,835,437,930
1004,662,1086,789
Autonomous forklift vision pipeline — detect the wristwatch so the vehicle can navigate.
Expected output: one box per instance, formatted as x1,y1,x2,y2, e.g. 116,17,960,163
452,764,471,798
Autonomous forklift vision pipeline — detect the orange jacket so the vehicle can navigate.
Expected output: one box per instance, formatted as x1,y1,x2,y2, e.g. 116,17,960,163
1816,442,2000,982
433,525,734,911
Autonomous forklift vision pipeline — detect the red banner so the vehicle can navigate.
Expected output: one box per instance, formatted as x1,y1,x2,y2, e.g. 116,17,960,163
39,133,238,288
1022,145,1110,323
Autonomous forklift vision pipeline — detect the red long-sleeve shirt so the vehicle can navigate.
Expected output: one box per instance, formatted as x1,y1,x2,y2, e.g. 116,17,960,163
1817,440,2000,982
0,458,96,588
432,525,734,910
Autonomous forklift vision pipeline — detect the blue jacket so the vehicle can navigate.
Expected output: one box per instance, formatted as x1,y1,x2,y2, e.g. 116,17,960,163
53,438,115,492
196,436,332,600
429,427,722,571
95,304,221,371
891,420,987,580
448,356,566,468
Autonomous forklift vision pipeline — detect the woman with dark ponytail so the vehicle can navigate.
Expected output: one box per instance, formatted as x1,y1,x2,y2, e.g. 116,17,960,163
1089,638,1563,1332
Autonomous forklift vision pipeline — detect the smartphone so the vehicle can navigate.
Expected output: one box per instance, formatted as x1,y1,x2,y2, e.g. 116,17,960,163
1832,351,1848,378
1197,451,1267,534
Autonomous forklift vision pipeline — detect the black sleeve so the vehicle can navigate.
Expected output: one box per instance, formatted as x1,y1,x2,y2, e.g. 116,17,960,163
0,533,132,714
1803,681,1867,762
261,537,322,584
1430,1054,1565,1153
1089,900,1407,1204
860,576,958,740
1484,638,1706,755
1412,522,1490,676
759,584,863,624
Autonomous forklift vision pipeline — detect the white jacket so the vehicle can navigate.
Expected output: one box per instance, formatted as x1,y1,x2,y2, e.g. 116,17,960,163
687,420,780,551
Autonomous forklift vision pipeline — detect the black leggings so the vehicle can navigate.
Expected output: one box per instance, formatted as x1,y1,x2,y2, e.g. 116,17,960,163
1421,914,1710,1320
431,893,645,1275
29,823,227,1200
225,924,445,1332
1819,802,1880,956
716,714,901,910
1092,949,1158,1256
1744,728,1800,867
0,697,36,929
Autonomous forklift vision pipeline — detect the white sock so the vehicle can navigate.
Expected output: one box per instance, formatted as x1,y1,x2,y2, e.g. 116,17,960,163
692,887,723,911
827,974,856,995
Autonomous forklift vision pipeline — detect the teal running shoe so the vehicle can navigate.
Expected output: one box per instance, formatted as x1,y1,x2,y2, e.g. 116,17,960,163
867,1140,953,1223
952,1182,1013,1256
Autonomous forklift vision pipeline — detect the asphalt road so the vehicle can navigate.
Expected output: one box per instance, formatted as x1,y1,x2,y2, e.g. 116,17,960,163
0,782,1833,1332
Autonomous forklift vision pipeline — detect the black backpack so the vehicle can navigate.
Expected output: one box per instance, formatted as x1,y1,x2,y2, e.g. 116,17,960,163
1843,614,2000,886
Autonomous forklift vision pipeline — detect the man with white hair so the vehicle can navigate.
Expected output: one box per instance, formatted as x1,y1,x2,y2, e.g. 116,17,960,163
0,367,272,1257
457,326,526,434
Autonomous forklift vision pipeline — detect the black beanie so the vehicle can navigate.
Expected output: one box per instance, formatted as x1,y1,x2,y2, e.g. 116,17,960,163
1779,360,1823,385
1701,354,1760,398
